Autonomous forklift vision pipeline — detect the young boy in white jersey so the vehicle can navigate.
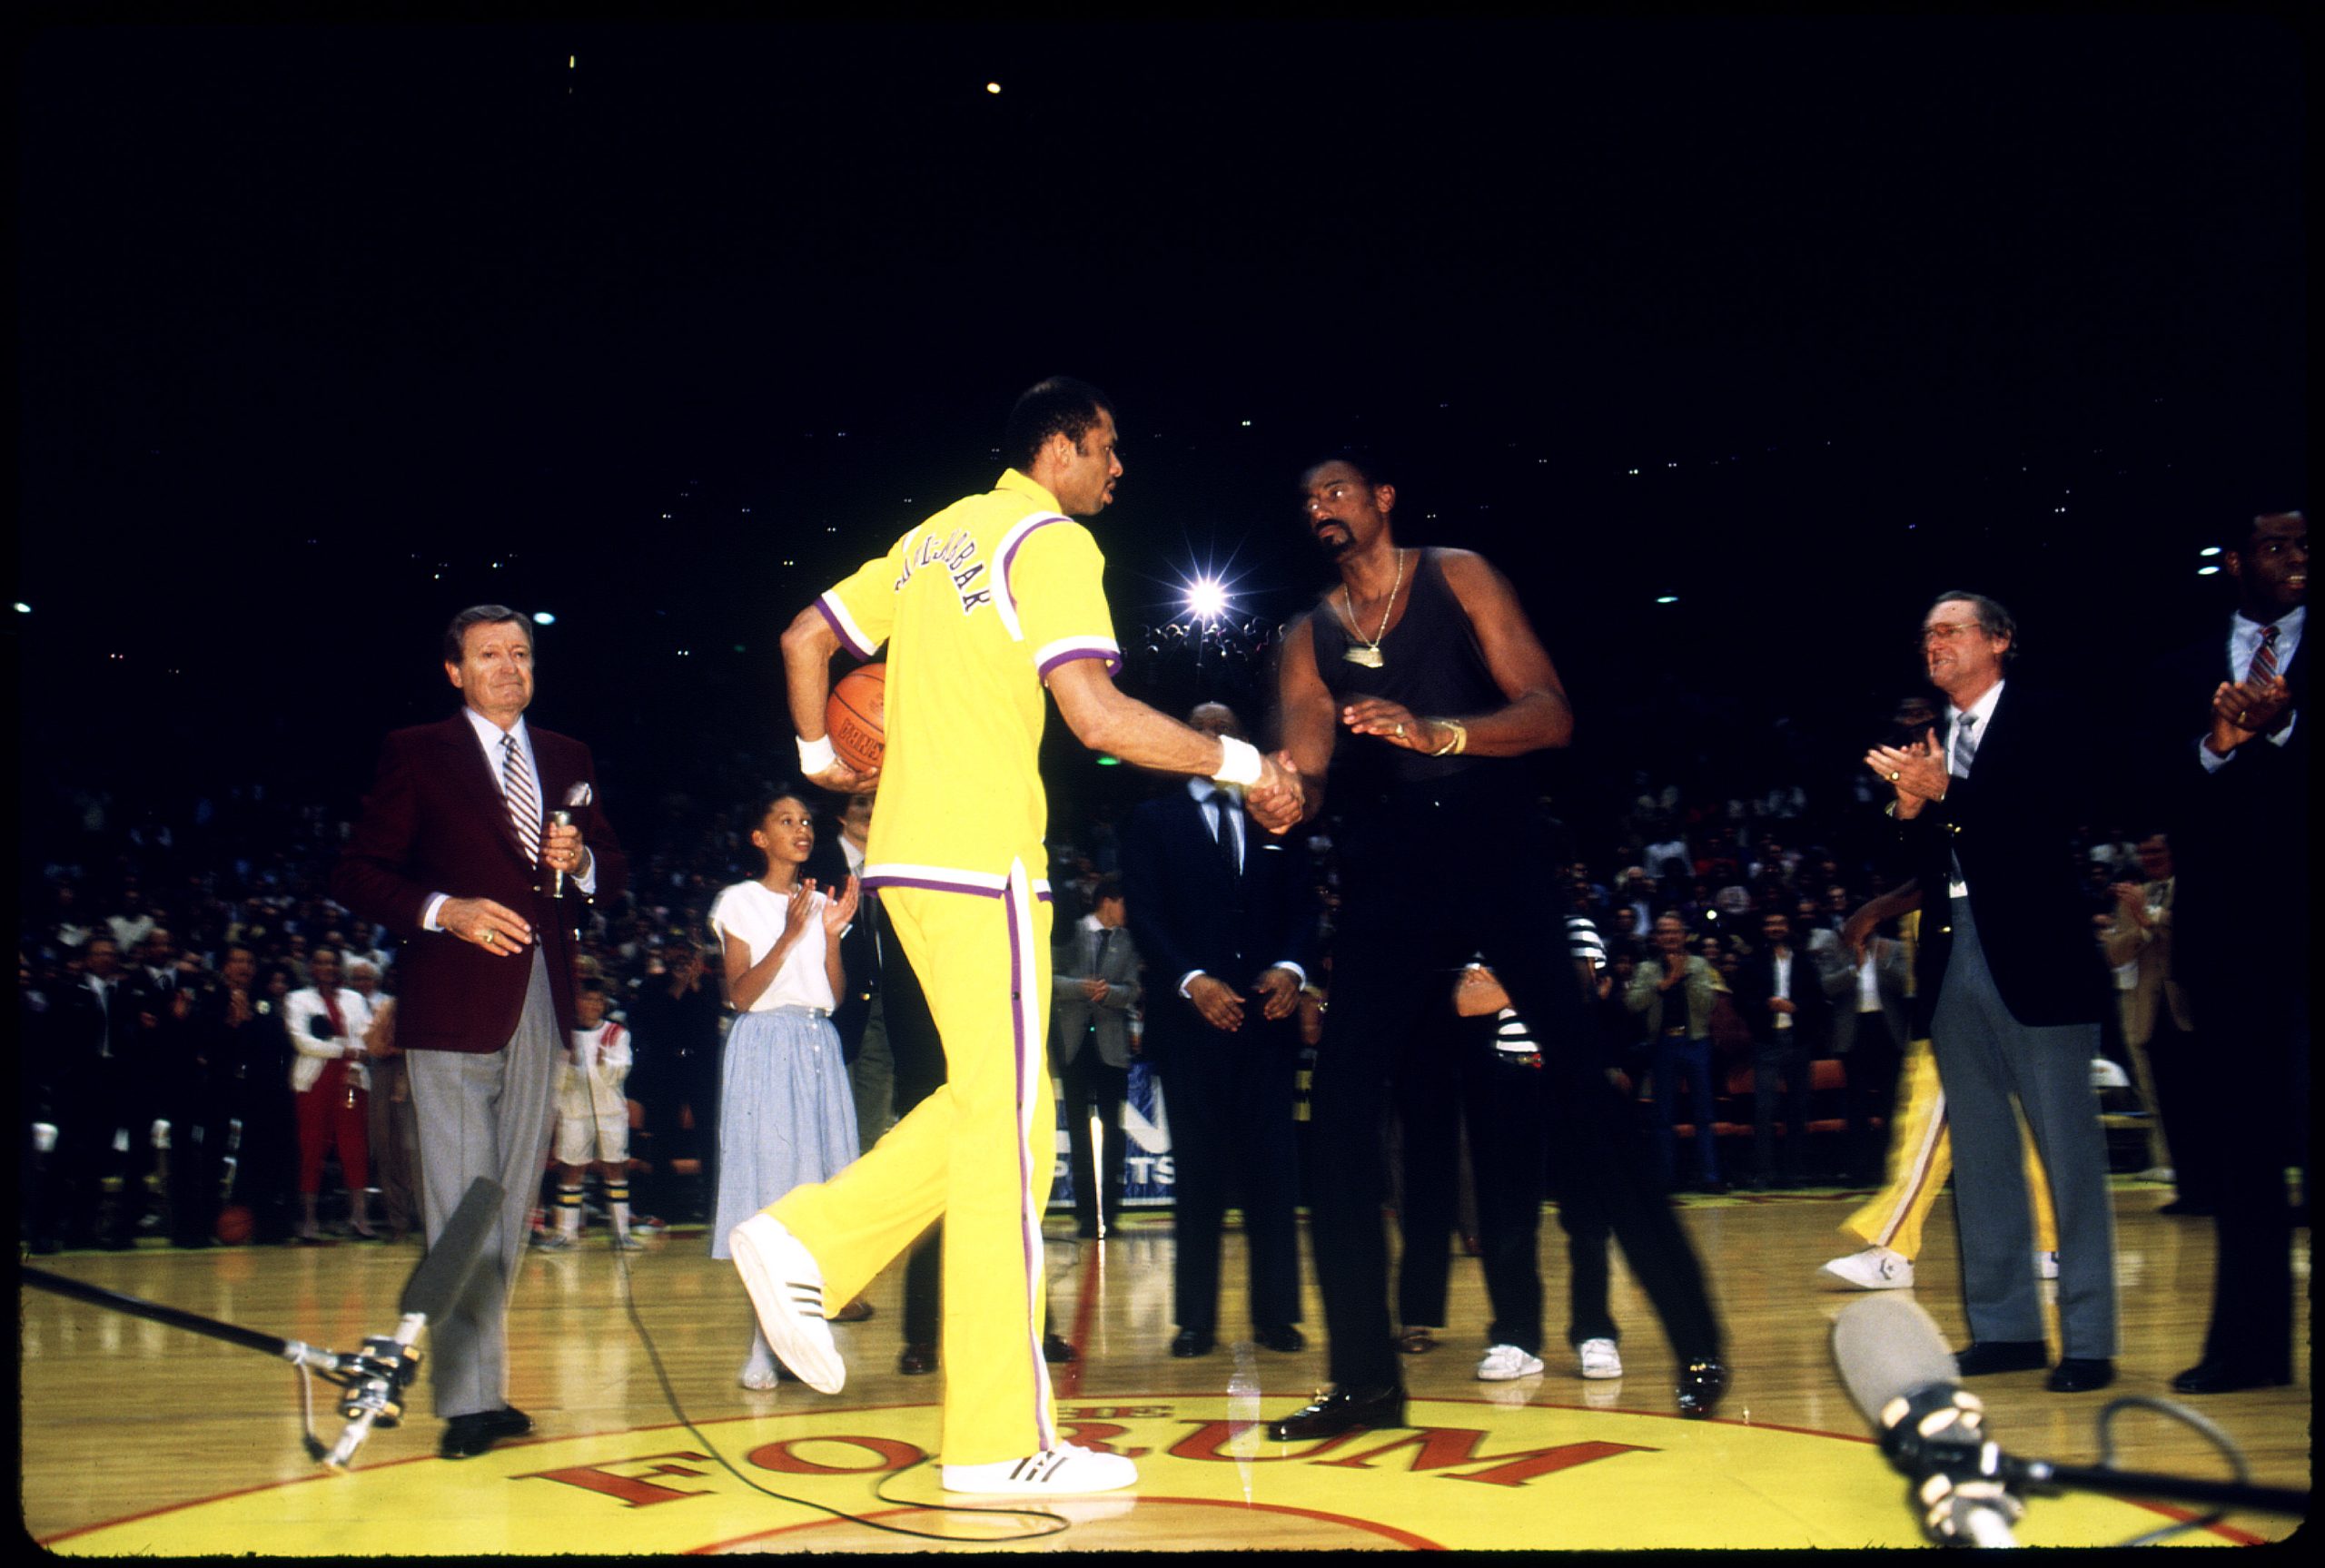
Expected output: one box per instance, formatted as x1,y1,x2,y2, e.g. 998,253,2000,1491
541,979,642,1249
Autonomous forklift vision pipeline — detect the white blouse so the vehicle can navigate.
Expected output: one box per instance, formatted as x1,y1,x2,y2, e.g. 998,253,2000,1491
707,880,837,1012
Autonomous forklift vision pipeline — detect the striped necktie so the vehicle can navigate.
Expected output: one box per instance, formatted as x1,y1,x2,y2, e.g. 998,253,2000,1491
1949,713,1980,780
501,733,541,867
2251,623,2280,684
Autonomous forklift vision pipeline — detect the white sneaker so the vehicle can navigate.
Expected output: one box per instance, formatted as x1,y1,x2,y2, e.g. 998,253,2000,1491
1576,1337,1624,1380
941,1443,1138,1495
1820,1246,1914,1290
728,1213,845,1394
1477,1344,1546,1382
2036,1249,2060,1280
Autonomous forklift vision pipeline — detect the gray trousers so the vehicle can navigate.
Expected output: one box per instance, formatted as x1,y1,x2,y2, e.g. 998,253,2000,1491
404,950,559,1418
1929,897,2119,1358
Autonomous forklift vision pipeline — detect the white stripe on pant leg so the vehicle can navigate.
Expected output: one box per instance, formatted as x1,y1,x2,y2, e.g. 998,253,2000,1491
1871,1088,1948,1251
1004,857,1056,1450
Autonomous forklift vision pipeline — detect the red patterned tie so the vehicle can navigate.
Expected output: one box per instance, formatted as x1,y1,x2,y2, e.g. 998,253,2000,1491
2251,623,2280,685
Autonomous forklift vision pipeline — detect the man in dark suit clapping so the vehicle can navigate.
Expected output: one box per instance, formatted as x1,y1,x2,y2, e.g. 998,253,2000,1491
331,605,627,1458
1122,702,1318,1358
2152,505,2307,1394
1865,591,2120,1395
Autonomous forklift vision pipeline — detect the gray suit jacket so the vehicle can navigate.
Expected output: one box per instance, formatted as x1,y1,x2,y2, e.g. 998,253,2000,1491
1053,920,1143,1070
1814,932,1911,1056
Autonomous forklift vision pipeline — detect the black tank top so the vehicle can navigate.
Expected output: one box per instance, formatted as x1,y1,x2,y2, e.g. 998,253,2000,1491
1312,548,1509,802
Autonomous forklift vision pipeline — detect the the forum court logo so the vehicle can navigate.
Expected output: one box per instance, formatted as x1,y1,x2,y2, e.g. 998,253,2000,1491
42,1395,2247,1552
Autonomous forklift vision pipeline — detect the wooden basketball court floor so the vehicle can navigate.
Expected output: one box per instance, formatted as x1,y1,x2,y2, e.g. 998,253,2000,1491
20,1179,2310,1551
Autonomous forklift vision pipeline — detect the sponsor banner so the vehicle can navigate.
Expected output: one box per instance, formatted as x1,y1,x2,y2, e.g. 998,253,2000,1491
1052,1060,1173,1211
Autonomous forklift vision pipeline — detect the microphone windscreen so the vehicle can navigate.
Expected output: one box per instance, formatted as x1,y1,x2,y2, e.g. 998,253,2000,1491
1832,1295,1960,1428
401,1178,503,1319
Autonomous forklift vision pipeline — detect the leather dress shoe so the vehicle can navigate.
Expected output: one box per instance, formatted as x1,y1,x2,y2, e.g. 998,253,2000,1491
2046,1357,2114,1393
440,1405,533,1459
897,1342,938,1376
2172,1359,2292,1395
1043,1332,1077,1365
1676,1358,1729,1419
1256,1324,1306,1354
1171,1328,1215,1358
1268,1384,1405,1442
1953,1340,2047,1376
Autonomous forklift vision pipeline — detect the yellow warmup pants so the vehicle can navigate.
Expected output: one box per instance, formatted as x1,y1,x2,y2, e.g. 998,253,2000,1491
768,861,1056,1466
1843,1034,2057,1258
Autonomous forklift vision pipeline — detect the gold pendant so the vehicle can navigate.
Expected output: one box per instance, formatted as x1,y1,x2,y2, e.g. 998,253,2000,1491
1342,645,1384,668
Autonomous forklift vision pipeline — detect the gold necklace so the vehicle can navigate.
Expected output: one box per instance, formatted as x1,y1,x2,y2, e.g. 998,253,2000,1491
1337,548,1406,668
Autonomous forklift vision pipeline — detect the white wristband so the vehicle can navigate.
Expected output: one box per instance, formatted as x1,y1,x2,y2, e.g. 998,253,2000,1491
1211,735,1263,787
797,733,837,774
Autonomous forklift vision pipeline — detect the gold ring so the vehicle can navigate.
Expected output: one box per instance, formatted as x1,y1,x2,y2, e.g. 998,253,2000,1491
481,930,495,944
2239,711,2248,725
1395,724,1405,736
1887,771,1901,782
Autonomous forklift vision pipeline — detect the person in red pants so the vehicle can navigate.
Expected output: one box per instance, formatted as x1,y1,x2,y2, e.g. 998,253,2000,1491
285,946,376,1242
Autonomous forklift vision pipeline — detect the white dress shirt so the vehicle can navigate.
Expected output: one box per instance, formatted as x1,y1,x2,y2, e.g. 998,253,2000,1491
2198,606,2304,772
422,706,597,931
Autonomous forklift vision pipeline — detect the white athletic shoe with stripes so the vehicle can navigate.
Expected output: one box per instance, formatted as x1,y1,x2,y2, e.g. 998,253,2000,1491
942,1442,1138,1495
728,1213,846,1394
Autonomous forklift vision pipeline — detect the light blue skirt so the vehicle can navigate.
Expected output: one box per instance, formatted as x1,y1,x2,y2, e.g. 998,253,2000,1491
708,1006,859,1260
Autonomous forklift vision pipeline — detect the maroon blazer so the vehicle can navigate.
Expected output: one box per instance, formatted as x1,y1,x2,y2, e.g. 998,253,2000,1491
331,713,628,1054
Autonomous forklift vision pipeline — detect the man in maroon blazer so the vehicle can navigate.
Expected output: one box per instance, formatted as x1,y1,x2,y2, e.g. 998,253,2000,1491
331,605,627,1458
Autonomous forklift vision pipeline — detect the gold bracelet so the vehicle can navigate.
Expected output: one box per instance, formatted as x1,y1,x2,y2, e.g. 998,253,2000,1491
1430,719,1468,756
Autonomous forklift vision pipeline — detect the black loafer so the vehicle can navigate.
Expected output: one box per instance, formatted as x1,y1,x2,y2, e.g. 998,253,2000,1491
1267,1384,1405,1442
2172,1359,2292,1395
2046,1357,2114,1394
440,1405,532,1459
1256,1324,1306,1354
897,1342,937,1376
1171,1328,1216,1358
1953,1339,2048,1376
1042,1332,1077,1365
1676,1358,1729,1419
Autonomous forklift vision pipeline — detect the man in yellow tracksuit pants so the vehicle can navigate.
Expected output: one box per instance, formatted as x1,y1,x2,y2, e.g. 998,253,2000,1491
732,378,1300,1497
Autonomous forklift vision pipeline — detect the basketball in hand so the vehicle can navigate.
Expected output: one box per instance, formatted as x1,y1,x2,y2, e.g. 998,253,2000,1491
826,664,886,774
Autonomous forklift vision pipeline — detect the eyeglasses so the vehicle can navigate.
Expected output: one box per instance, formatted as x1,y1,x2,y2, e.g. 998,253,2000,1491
1917,621,1985,647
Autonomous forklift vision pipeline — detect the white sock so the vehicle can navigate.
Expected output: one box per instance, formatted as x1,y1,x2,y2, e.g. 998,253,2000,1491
557,1184,584,1238
606,1180,631,1239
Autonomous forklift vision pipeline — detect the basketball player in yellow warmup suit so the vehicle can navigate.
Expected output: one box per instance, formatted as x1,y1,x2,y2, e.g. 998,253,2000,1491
727,378,1303,1498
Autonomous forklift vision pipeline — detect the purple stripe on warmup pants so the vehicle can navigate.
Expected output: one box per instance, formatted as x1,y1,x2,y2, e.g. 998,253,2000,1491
1002,873,1055,1450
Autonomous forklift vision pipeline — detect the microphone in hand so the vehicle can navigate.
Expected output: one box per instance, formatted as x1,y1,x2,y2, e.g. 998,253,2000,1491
549,782,593,898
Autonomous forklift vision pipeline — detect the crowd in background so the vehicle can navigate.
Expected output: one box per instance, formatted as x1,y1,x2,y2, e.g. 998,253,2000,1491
20,668,2177,1253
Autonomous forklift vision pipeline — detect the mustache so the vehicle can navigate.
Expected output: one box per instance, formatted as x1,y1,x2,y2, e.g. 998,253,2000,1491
1310,519,1356,557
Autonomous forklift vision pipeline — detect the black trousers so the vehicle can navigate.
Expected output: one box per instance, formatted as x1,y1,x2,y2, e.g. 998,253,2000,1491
1392,1012,1466,1330
1310,774,1721,1389
2188,983,2302,1376
1163,1010,1303,1335
1836,1011,1903,1185
1057,1044,1129,1233
2142,1011,2216,1205
1390,1015,1623,1356
1750,1033,1816,1184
